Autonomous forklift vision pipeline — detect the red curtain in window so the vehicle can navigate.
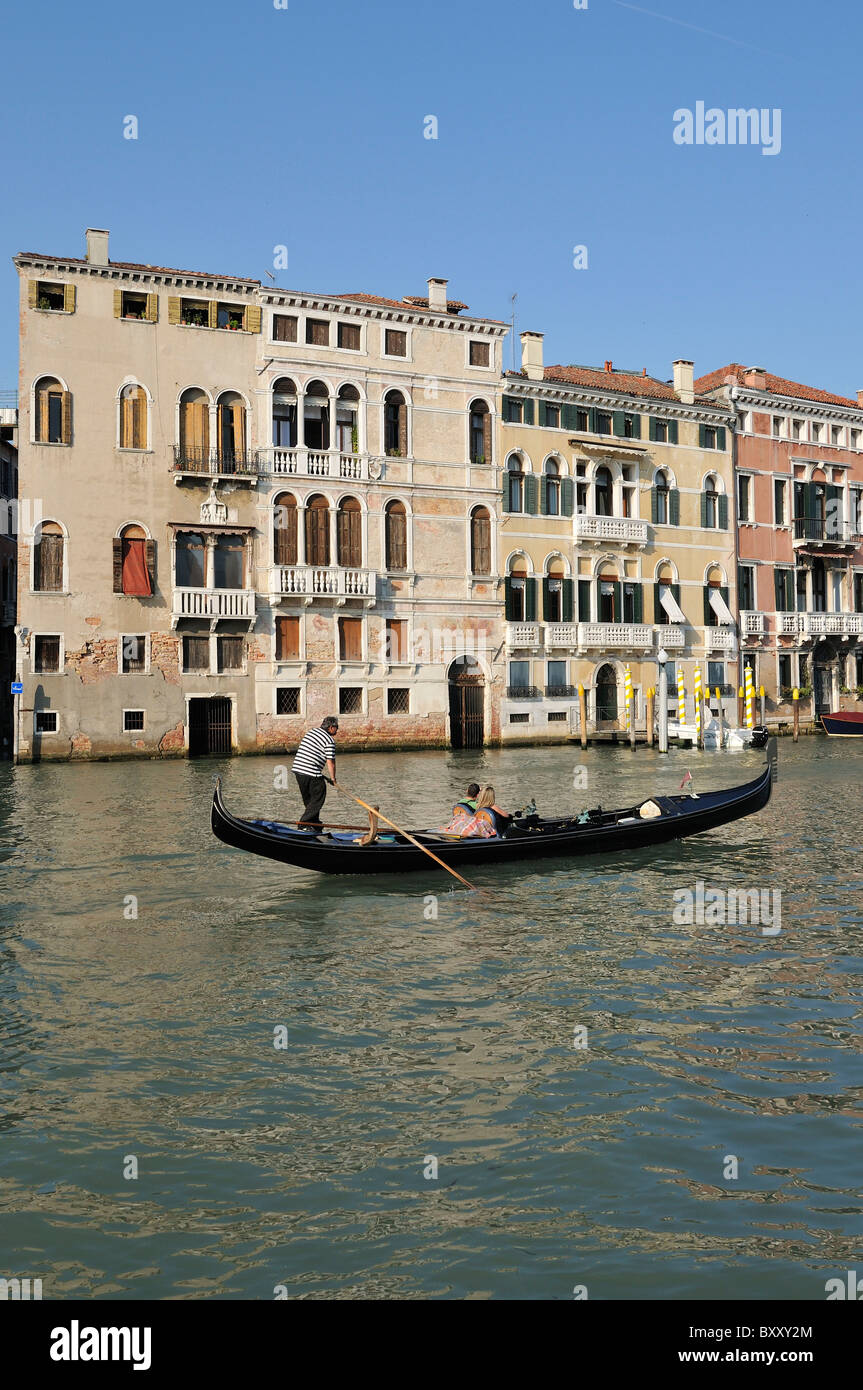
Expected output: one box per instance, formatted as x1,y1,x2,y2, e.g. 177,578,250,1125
122,538,152,595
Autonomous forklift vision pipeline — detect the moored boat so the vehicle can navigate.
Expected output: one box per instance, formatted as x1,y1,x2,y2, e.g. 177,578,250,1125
211,741,776,877
821,710,863,736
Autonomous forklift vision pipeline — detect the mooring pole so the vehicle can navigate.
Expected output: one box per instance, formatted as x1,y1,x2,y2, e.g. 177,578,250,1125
793,686,799,743
657,649,669,754
578,682,588,750
646,687,655,747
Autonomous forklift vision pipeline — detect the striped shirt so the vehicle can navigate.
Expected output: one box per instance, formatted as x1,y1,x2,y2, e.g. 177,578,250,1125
292,727,336,777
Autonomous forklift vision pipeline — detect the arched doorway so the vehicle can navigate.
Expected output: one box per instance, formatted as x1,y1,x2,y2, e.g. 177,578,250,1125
448,656,484,748
813,640,837,715
595,663,618,725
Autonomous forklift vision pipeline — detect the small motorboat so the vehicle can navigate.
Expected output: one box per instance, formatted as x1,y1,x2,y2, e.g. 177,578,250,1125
821,710,863,736
210,741,776,877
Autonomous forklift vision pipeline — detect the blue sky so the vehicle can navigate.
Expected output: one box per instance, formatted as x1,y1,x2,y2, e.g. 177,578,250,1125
1,0,860,394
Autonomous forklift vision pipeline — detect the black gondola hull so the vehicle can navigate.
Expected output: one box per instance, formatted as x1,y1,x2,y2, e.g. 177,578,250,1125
211,745,775,877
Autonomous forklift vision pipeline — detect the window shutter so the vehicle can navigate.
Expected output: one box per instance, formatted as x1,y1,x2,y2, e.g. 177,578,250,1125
28,280,38,308
562,578,574,622
650,486,658,523
145,539,156,591
61,391,72,444
524,473,538,515
134,392,146,449
588,407,597,434
668,419,678,445
501,396,512,423
561,476,574,516
578,579,591,621
244,304,262,334
523,399,535,426
703,587,712,625
718,494,729,529
63,283,76,313
398,402,408,457
113,538,124,593
613,410,626,437
542,577,551,619
504,576,514,621
774,570,783,611
716,426,726,450
633,582,643,623
669,488,680,525
653,583,661,623
538,401,547,427
649,417,657,442
525,577,537,623
698,424,706,448
538,474,547,515
562,403,577,431
700,491,708,528
501,469,511,514
208,301,218,329
168,296,181,324
482,410,492,463
611,581,622,623
146,293,159,322
672,583,681,614
721,585,730,615
113,289,123,318
628,413,641,439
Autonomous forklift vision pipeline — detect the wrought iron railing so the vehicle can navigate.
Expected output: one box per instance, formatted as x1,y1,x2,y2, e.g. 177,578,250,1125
173,445,259,475
545,685,578,698
506,685,542,699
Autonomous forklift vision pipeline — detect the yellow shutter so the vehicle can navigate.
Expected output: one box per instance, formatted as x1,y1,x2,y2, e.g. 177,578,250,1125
63,283,76,313
37,385,48,441
134,390,146,449
145,292,159,322
208,300,218,329
121,390,131,447
28,280,38,309
232,402,246,454
61,391,72,445
167,296,181,325
244,304,261,334
113,288,123,318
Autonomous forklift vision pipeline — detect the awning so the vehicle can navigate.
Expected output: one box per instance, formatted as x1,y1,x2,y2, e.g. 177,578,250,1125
709,588,735,625
659,587,686,623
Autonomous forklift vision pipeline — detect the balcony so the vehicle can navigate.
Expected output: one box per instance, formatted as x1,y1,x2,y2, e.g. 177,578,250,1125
704,625,736,650
798,612,863,638
656,624,685,648
171,587,255,628
793,517,860,549
545,623,579,648
578,622,653,649
574,515,649,546
506,685,542,700
545,684,578,699
506,622,542,648
777,612,799,636
262,448,370,481
172,445,259,481
270,565,377,606
740,610,766,636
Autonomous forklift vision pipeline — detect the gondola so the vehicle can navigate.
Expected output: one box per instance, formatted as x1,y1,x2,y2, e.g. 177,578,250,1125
210,740,776,877
821,710,863,737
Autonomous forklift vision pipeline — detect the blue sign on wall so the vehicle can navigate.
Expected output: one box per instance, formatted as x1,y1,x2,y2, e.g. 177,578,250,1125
11,682,23,694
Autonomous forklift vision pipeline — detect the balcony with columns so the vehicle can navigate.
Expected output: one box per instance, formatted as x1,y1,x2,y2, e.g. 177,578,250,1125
171,587,255,627
573,515,649,546
740,610,766,637
506,622,685,652
798,611,863,639
260,448,372,481
269,565,377,606
703,626,736,651
170,526,256,629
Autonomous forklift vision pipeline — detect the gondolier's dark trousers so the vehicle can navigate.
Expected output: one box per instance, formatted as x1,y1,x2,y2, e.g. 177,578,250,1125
295,772,327,827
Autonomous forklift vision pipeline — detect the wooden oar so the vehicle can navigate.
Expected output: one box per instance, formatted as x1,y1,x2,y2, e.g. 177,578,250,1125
331,780,476,890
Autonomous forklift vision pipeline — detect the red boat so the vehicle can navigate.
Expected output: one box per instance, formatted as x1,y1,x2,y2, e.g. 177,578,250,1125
821,711,863,736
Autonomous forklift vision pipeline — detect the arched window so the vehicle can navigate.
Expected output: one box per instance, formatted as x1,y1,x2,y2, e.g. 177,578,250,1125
544,557,566,621
337,497,362,568
469,398,491,464
703,476,718,528
216,391,247,467
272,378,297,450
384,389,406,456
34,376,69,444
507,454,525,513
654,469,669,524
470,506,491,575
597,564,620,622
120,384,147,449
304,381,330,452
704,564,727,627
595,466,614,517
179,388,209,468
336,385,360,454
385,500,407,571
175,532,205,588
507,559,528,622
655,561,679,625
305,494,330,566
544,460,560,516
114,523,153,596
273,492,298,566
34,521,64,591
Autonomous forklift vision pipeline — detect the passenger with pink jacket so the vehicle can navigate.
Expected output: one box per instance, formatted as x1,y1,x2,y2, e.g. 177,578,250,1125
443,785,511,838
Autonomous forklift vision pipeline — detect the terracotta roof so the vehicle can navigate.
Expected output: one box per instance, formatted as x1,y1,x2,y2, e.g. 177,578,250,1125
339,291,505,324
16,253,260,283
695,363,859,409
506,364,727,407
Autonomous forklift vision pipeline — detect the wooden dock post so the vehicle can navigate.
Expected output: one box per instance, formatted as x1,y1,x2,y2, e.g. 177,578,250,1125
647,688,655,747
738,685,744,730
793,687,799,742
759,684,766,726
716,686,725,750
578,682,588,749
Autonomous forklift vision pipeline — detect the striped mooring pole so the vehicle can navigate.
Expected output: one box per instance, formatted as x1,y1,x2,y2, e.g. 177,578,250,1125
677,666,686,723
745,667,755,729
693,664,703,748
624,665,633,743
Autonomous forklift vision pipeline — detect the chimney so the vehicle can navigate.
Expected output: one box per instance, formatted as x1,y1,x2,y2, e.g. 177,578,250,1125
604,359,613,373
673,359,694,404
857,390,863,407
520,330,544,381
743,365,767,390
85,228,110,265
427,277,448,312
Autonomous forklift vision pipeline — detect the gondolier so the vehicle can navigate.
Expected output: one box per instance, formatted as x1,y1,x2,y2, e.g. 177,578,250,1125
292,716,339,827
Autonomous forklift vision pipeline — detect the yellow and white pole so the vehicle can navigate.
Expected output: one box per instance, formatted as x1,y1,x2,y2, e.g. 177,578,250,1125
693,664,703,748
624,665,633,745
745,666,754,729
677,666,686,724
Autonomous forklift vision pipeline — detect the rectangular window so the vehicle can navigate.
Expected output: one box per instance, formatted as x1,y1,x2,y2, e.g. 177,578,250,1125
547,659,566,691
276,687,300,715
339,686,363,713
545,404,560,428
576,409,589,432
338,617,363,662
832,425,843,446
217,303,245,331
811,422,823,442
738,565,755,611
704,425,717,449
774,568,794,612
738,474,751,522
121,635,146,673
34,635,61,673
180,297,209,327
385,329,407,357
306,318,330,346
275,616,300,661
123,709,145,731
792,419,804,440
213,536,245,589
596,412,612,435
778,655,792,695
388,687,410,714
653,419,668,443
469,341,490,367
337,322,361,351
774,478,787,524
509,660,530,689
624,414,635,438
183,635,210,672
509,712,529,724
854,573,863,612
121,292,148,320
707,661,725,688
772,416,783,438
35,710,58,732
273,313,298,342
36,281,66,311
851,488,863,536
385,619,407,662
851,429,861,451
547,711,567,722
504,398,523,424
218,636,244,672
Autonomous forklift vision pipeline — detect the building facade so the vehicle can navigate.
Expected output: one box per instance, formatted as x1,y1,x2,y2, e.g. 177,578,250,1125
14,229,508,760
696,365,863,725
497,335,737,740
0,403,17,756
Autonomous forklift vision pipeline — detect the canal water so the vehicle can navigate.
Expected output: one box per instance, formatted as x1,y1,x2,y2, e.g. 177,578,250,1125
1,737,861,1301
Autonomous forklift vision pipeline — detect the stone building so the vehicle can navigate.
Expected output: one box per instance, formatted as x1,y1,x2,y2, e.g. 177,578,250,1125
0,402,17,757
696,364,863,724
13,229,508,760
497,334,737,740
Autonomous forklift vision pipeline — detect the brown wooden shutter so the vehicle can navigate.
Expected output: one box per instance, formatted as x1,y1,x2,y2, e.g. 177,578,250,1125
113,538,124,593
337,507,362,567
274,508,297,564
44,535,64,590
386,508,407,569
208,300,218,329
306,506,330,565
472,512,491,574
482,410,492,463
61,391,72,444
113,289,123,318
63,283,76,313
339,617,362,661
133,390,146,449
244,304,262,333
145,293,159,322
28,280,38,308
145,539,156,590
275,615,299,661
120,391,131,447
398,403,408,456
231,402,246,455
167,296,181,324
37,385,48,441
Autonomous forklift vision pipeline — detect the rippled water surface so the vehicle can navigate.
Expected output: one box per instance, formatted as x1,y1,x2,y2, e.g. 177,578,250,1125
1,737,861,1300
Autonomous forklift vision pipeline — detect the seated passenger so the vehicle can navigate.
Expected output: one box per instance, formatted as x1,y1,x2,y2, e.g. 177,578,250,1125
458,786,511,838
441,782,481,833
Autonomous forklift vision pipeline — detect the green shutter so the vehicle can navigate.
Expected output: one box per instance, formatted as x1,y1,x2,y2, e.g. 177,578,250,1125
698,423,707,448
524,473,538,515
628,413,641,439
613,410,626,437
505,576,514,621
672,583,681,610
650,486,658,523
561,476,574,516
669,488,680,526
716,426,726,450
501,396,512,423
588,407,597,434
525,578,537,623
704,586,713,625
501,468,511,514
578,579,591,621
718,494,729,530
542,577,551,620
562,403,578,430
633,583,643,623
612,581,622,623
669,420,678,445
653,582,661,622
538,473,547,515
774,569,784,611
701,491,709,528
562,578,574,622
523,399,534,425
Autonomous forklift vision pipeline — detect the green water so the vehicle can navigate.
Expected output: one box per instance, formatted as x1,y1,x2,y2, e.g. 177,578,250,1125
1,738,861,1300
